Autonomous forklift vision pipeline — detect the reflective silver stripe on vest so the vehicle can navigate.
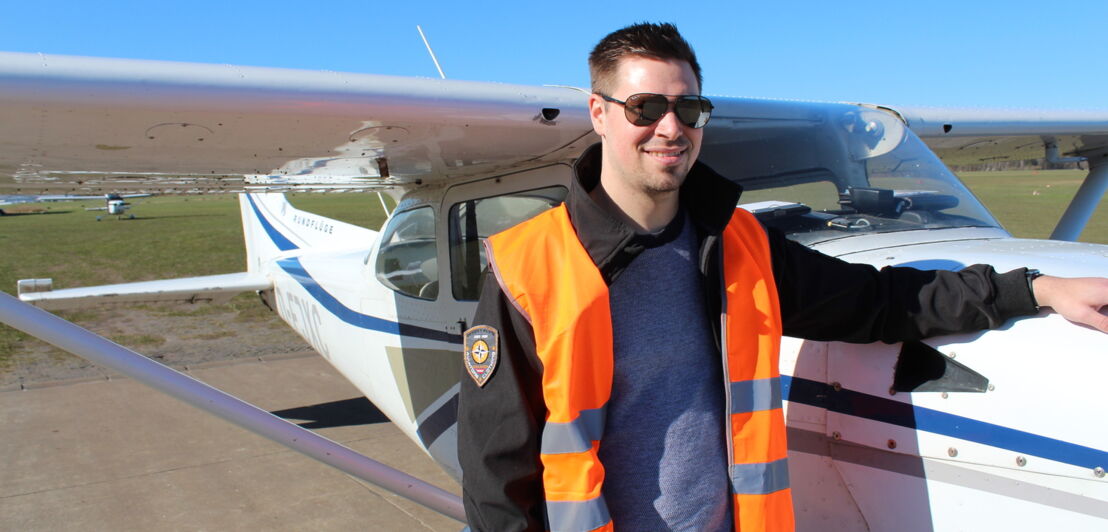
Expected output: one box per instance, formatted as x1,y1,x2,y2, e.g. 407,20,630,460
546,495,611,532
730,458,791,495
541,406,606,455
729,377,782,414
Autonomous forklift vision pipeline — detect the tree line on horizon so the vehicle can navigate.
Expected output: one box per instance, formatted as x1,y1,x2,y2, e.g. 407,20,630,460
949,158,1085,172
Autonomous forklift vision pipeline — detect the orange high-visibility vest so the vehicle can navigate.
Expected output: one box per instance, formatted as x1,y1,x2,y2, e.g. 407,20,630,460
486,203,792,532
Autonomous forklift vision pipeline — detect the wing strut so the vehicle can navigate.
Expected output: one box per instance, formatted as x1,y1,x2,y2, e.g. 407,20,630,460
377,191,392,217
1050,160,1108,241
0,291,466,523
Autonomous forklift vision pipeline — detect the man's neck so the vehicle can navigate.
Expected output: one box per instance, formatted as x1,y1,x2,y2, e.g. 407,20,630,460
590,173,679,233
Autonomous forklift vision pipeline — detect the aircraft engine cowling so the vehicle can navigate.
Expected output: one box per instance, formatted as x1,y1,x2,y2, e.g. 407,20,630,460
107,201,128,215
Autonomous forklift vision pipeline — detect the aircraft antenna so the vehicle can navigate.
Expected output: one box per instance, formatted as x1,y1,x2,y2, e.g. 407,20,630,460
416,25,447,79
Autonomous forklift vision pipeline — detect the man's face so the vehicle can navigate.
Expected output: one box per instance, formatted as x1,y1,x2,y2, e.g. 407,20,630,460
589,56,703,196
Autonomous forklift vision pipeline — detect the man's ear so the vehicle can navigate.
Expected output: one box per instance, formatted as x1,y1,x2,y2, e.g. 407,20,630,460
588,93,606,137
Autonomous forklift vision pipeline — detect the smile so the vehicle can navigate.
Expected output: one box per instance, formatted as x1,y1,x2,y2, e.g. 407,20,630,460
644,147,686,162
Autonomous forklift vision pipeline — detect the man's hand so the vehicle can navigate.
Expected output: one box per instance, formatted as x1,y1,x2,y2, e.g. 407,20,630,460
1033,276,1108,333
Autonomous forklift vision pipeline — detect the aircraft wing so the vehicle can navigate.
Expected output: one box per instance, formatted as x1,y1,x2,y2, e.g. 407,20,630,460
0,52,595,195
0,193,106,206
17,272,271,310
0,194,45,206
883,105,1108,166
9,51,1108,195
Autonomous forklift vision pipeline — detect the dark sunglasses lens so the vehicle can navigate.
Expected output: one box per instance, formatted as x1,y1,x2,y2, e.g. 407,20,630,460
675,97,712,128
625,94,671,126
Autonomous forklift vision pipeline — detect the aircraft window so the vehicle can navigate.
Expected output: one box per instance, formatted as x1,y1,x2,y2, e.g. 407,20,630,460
736,180,841,212
707,107,1002,246
448,186,568,300
375,206,439,300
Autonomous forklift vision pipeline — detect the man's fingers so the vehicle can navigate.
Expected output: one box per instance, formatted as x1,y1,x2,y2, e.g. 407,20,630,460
1084,308,1108,334
1055,301,1108,334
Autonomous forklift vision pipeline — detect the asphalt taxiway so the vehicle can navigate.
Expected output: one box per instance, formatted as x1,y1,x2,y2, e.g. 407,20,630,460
0,353,463,531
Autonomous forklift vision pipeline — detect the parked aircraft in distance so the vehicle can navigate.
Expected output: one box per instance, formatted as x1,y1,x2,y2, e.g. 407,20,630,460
85,192,151,220
1,51,1106,530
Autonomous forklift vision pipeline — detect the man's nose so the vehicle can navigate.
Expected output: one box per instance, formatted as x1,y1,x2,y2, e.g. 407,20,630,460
652,107,683,138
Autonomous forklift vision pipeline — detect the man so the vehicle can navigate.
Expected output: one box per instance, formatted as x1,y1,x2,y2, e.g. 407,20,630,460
458,23,1108,532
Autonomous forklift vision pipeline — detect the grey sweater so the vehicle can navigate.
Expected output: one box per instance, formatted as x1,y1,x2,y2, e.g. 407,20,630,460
599,211,732,531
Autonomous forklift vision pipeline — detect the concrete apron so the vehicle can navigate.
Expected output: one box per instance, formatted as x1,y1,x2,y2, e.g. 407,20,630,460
0,354,462,531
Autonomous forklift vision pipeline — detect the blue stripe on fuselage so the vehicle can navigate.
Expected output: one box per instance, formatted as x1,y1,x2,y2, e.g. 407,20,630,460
245,194,298,251
783,375,1108,471
246,194,459,344
277,257,459,344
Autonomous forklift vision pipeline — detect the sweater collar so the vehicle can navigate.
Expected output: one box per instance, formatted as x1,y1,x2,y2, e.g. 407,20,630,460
565,142,743,275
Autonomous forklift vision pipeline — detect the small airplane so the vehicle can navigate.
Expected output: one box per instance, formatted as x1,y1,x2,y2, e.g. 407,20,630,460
1,51,1107,530
85,192,151,220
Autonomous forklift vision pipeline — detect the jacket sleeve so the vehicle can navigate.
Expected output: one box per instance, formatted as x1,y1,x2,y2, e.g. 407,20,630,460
766,228,1039,343
458,269,547,531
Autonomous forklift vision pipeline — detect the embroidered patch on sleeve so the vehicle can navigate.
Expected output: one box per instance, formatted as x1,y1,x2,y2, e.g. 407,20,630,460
463,325,499,387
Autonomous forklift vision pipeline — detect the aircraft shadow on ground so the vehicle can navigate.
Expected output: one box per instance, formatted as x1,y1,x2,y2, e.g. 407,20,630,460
270,397,390,428
0,210,73,216
125,214,225,220
90,214,225,221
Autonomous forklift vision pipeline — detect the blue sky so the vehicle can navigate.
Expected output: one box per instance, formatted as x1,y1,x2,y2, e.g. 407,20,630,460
2,1,1105,109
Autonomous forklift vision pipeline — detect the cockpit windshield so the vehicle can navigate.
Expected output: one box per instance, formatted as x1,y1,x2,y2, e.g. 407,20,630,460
699,104,1002,246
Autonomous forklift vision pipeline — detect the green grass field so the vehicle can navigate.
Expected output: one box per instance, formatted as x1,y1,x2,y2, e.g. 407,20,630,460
956,169,1108,242
1,170,1106,363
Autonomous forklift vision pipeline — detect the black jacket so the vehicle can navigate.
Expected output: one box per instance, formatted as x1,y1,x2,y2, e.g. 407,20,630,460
458,144,1038,531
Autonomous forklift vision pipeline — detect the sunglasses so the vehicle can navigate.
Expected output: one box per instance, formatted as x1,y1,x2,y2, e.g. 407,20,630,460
598,93,714,129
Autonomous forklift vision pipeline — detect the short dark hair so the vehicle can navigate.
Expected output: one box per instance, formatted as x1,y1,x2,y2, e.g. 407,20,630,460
588,22,702,95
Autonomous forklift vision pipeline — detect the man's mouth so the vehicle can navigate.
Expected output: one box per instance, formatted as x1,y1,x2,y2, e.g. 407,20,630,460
644,147,687,163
